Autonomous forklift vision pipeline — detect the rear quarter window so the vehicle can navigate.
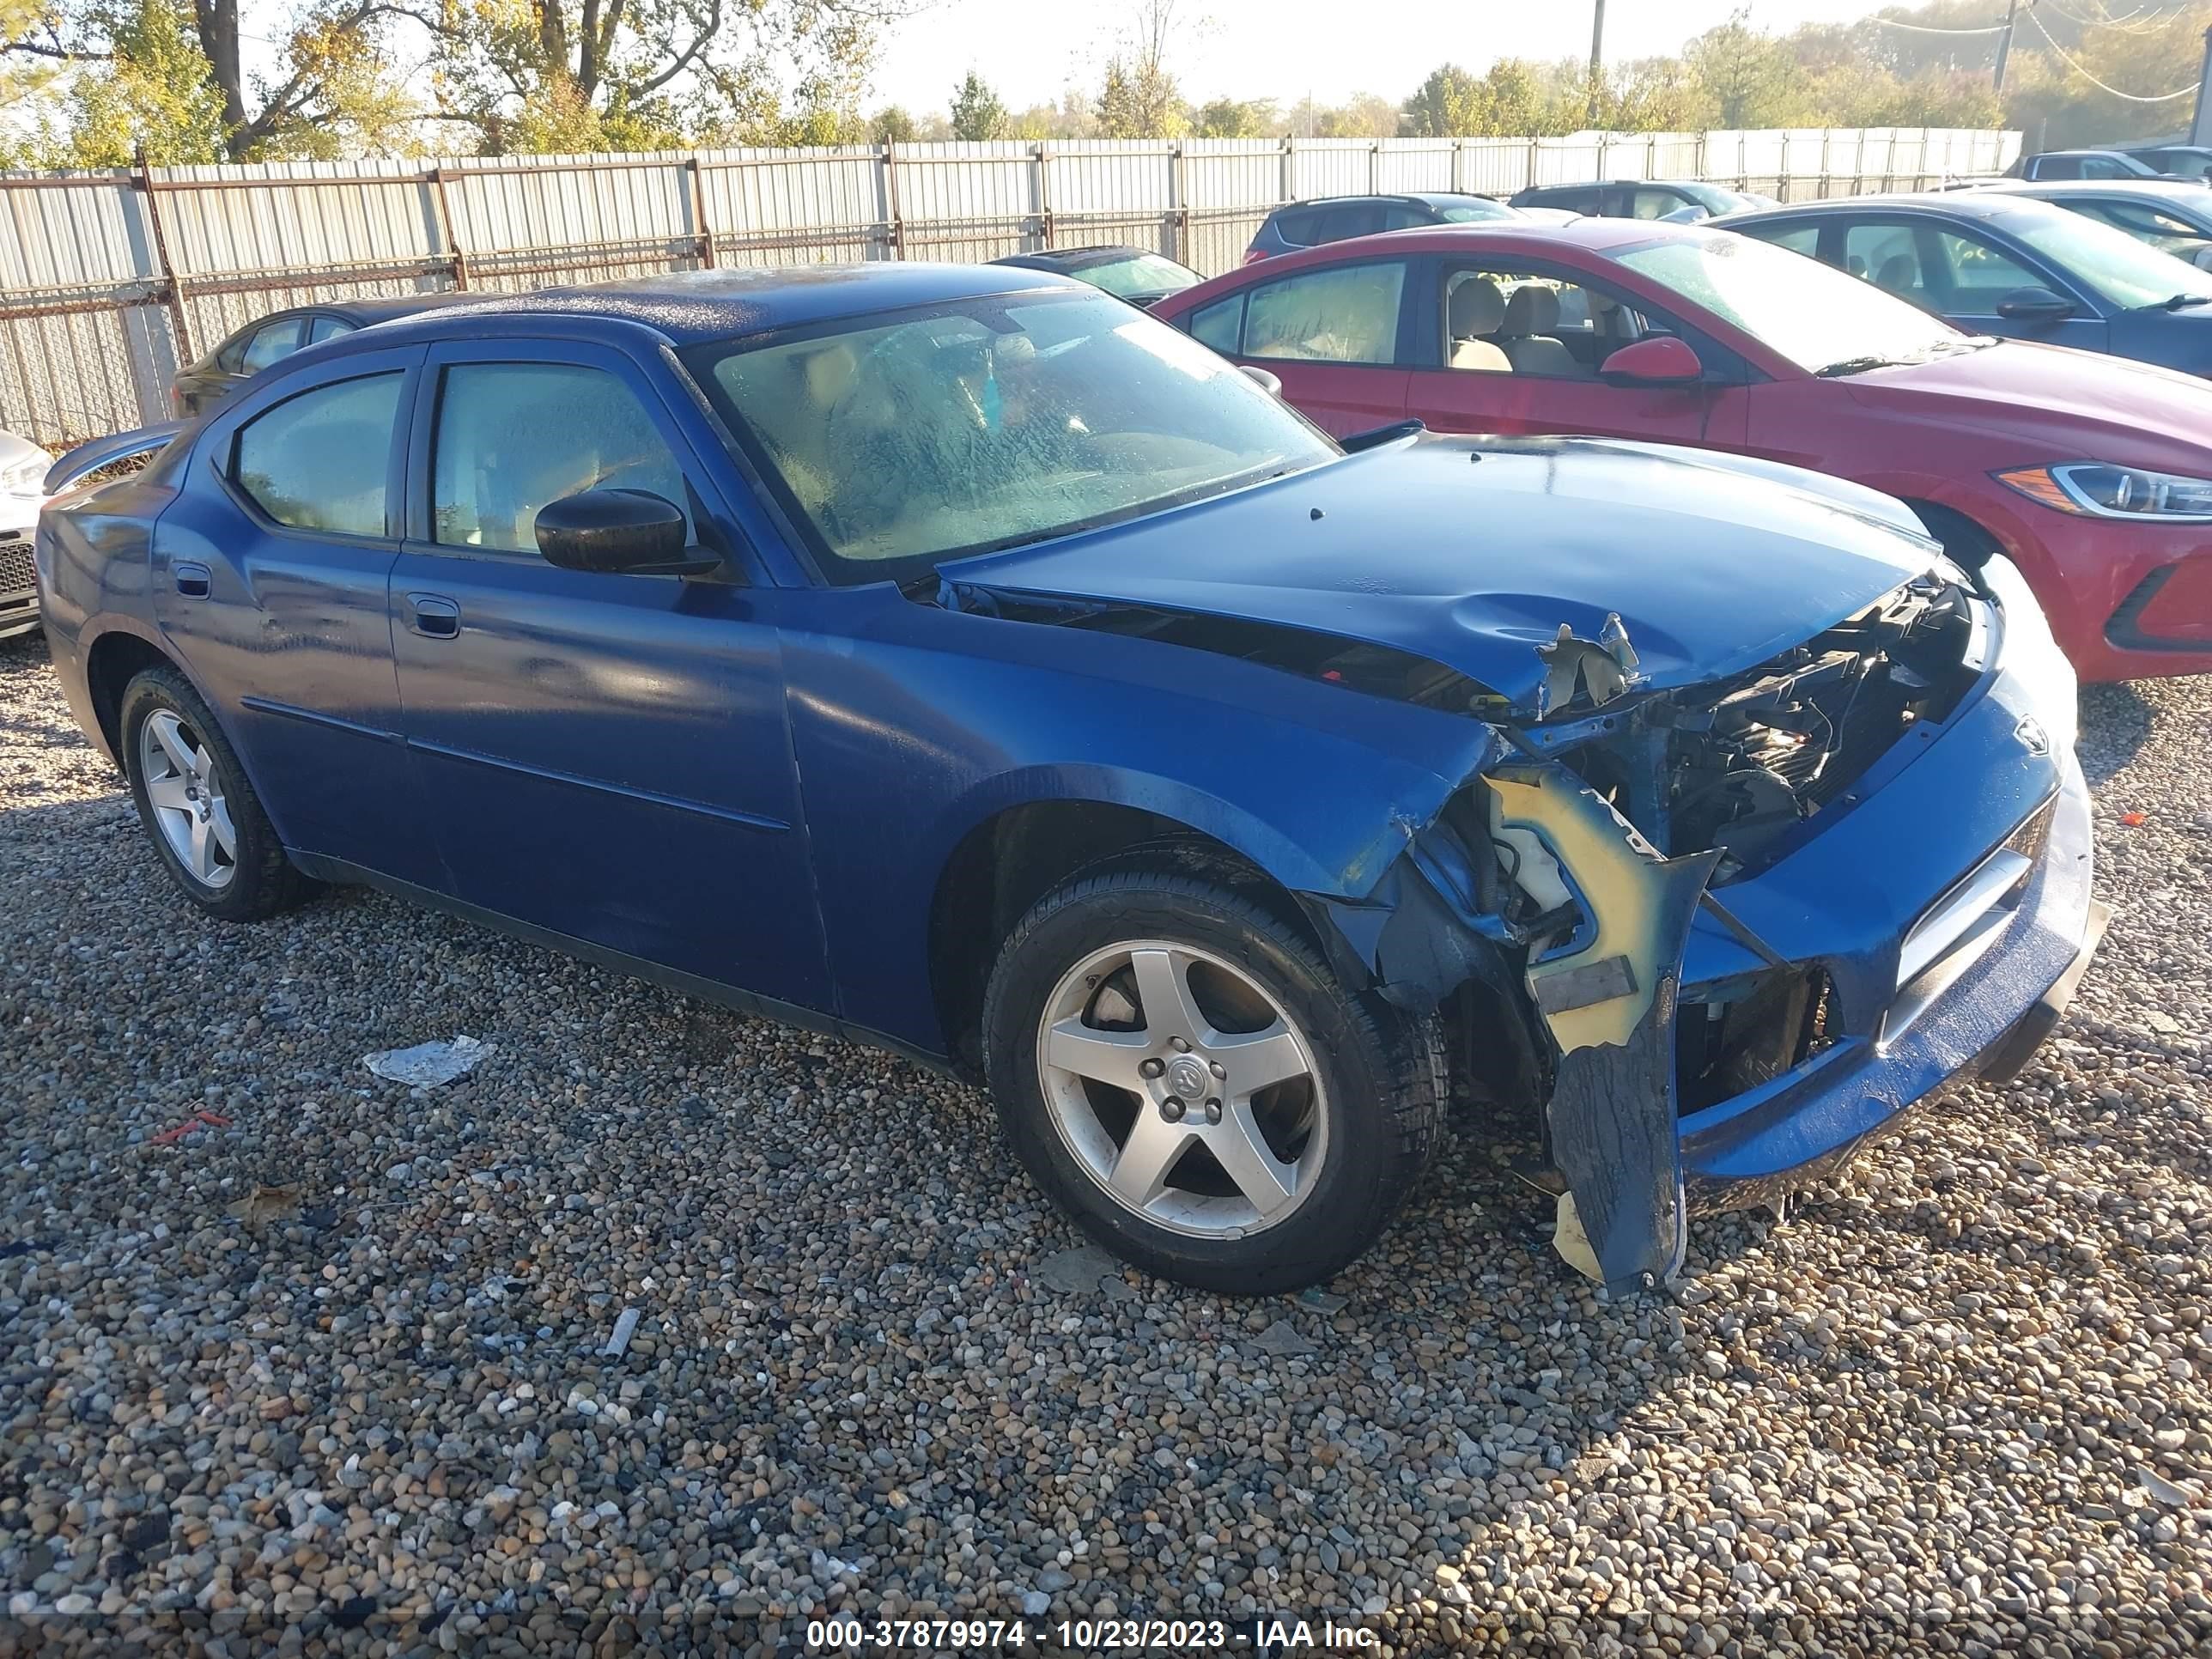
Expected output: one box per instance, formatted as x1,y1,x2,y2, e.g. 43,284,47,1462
1188,295,1245,354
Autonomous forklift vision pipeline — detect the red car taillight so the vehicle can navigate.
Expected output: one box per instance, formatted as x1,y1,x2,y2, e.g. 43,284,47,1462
1242,248,1270,264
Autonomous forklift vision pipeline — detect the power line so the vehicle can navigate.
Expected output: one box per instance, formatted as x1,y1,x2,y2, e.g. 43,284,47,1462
2033,1,2179,36
2021,6,2197,99
1869,16,2007,34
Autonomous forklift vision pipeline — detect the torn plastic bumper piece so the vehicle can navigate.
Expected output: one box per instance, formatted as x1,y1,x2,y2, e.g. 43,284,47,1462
1487,763,1721,1297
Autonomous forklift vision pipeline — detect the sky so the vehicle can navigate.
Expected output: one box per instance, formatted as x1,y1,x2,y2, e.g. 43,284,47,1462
867,0,1893,116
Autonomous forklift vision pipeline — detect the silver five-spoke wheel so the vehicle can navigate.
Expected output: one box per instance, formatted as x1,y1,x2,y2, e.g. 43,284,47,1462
138,708,237,890
1036,939,1327,1238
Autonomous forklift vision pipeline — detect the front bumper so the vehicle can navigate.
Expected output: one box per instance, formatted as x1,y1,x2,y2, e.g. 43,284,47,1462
1,498,40,640
1676,564,2100,1207
2009,507,2212,682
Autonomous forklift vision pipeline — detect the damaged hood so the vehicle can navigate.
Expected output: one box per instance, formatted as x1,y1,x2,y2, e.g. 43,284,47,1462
939,434,1939,715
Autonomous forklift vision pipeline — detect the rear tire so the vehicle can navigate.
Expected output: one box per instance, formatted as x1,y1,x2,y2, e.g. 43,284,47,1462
981,862,1441,1294
120,665,313,921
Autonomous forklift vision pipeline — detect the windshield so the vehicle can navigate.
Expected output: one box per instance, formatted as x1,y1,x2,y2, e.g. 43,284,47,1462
1076,252,1200,299
2002,204,2212,308
1616,231,1967,373
687,291,1337,585
1435,198,1516,222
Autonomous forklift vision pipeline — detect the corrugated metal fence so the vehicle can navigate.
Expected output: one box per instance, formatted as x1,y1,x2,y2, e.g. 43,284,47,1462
0,125,2020,446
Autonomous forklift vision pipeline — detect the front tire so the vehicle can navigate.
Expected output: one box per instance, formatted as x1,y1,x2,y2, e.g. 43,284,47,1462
119,665,313,921
981,864,1441,1294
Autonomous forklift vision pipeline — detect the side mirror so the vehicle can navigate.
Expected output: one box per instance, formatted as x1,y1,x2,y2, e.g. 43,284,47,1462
1239,363,1284,397
534,489,710,575
1598,336,1705,386
2192,245,2212,272
1994,285,2077,323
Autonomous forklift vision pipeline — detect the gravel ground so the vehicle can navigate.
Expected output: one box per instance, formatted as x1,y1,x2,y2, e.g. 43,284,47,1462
3,629,2211,1659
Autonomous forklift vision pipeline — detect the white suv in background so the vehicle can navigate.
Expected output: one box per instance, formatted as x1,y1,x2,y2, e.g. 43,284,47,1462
1,429,46,641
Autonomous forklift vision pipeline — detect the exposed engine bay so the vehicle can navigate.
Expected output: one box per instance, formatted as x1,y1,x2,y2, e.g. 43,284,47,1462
1503,569,1979,886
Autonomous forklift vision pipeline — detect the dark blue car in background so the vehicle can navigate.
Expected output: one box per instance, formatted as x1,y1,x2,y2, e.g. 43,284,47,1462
1717,191,2212,376
33,264,2100,1297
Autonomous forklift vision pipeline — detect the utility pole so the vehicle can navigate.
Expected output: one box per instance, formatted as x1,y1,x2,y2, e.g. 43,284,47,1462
1588,0,1606,125
1993,0,2021,94
2195,25,2212,147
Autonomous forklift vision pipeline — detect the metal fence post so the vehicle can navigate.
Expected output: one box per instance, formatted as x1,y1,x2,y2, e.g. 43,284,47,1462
1526,137,1539,190
1171,141,1188,262
689,155,715,267
1036,143,1054,249
135,149,193,366
1281,135,1295,205
884,143,905,260
430,168,468,289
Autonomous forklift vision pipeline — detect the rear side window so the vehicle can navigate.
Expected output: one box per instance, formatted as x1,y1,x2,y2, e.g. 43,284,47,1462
1312,204,1385,243
233,372,402,538
1243,262,1407,363
307,316,359,344
1188,295,1244,354
1741,222,1820,257
1527,187,1598,214
2031,156,2081,179
241,319,306,372
431,362,694,554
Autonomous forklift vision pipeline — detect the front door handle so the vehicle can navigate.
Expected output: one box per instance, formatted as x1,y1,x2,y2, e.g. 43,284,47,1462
173,562,212,599
405,592,461,639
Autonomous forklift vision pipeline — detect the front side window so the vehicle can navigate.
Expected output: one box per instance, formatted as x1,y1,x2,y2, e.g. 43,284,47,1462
431,362,694,554
242,319,306,372
687,289,1337,585
1629,188,1689,221
233,372,401,538
1441,267,1636,378
1243,262,1406,363
1188,295,1243,354
1615,230,1967,376
1928,229,2042,305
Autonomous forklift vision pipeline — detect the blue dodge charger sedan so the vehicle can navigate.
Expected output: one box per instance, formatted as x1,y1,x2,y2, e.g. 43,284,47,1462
33,264,2102,1296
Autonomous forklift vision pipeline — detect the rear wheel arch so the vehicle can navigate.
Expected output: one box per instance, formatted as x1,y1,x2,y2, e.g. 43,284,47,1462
84,629,182,764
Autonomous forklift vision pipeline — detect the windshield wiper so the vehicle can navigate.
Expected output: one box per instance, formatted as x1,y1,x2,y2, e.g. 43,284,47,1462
2161,292,2212,310
1813,356,1909,378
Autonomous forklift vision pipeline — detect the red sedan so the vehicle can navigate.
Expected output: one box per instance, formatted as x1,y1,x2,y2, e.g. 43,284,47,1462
1153,219,2212,682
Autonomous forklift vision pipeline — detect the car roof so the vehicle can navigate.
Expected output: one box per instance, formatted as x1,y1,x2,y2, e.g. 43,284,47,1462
346,263,1079,349
323,292,488,325
1983,178,2212,210
990,245,1164,272
1715,191,2073,228
1274,192,1495,211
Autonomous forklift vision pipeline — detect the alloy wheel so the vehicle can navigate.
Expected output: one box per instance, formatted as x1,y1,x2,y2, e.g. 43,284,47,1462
139,709,237,890
1035,939,1327,1238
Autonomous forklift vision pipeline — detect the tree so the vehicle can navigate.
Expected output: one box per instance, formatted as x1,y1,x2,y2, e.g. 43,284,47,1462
5,0,423,161
869,103,914,143
1190,94,1273,137
1093,0,1184,138
1684,9,1802,129
949,68,1006,139
426,0,893,153
1401,64,1480,137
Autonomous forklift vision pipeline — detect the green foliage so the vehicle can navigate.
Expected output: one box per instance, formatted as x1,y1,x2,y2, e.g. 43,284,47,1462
869,103,915,143
1191,94,1273,138
39,0,227,164
949,68,1006,140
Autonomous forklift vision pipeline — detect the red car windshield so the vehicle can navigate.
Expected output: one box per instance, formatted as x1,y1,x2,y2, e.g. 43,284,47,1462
1615,232,1971,375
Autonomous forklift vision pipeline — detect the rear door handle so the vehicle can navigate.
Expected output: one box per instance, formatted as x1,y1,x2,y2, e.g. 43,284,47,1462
405,592,460,639
173,562,211,599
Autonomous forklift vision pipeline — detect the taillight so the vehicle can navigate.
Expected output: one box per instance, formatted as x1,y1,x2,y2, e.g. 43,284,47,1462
1242,248,1269,264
